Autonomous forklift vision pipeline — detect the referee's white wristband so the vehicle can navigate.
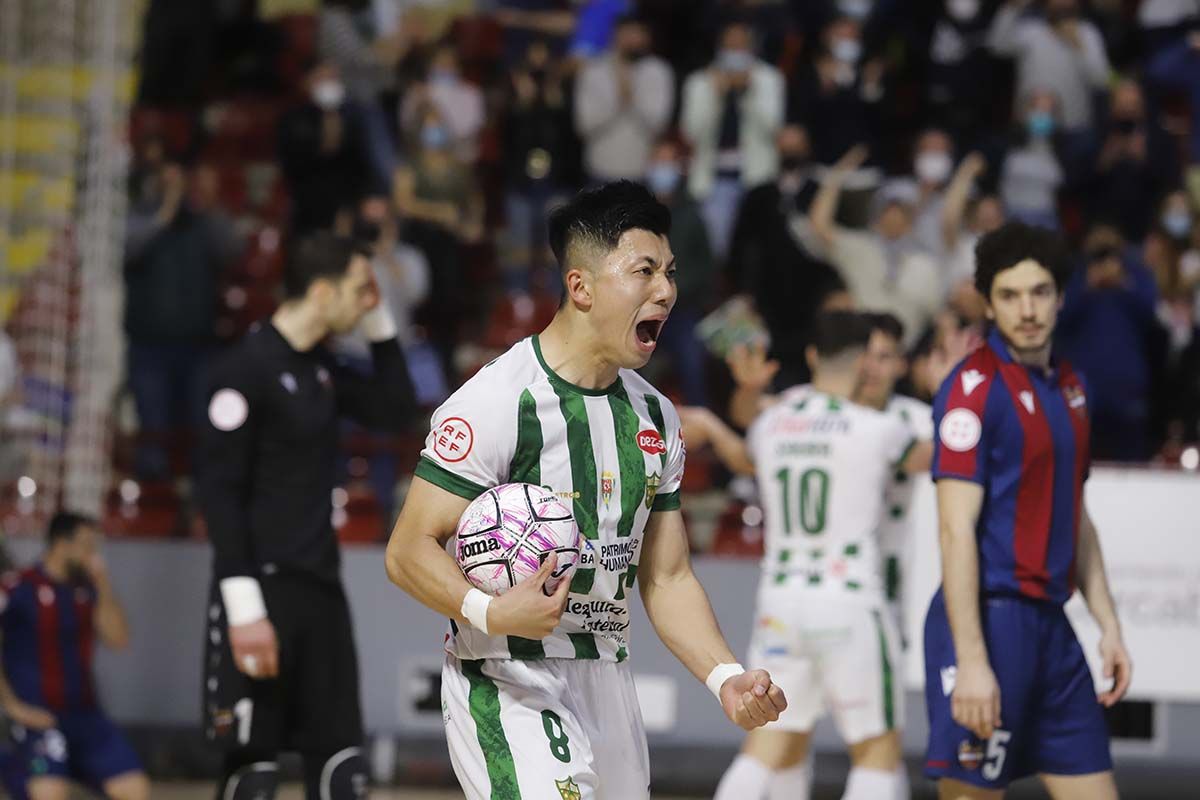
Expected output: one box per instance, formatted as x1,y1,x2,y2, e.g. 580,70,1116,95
461,588,492,635
705,662,745,700
219,577,267,626
359,303,398,342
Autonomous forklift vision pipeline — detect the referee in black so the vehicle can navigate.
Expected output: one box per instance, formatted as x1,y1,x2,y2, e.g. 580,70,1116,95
197,231,415,800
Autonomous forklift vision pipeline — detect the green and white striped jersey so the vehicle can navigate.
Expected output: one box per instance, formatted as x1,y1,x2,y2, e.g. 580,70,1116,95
747,389,914,606
878,394,933,613
416,335,685,663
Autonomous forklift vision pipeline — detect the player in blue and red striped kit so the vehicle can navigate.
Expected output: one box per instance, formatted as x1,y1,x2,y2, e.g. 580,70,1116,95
0,513,148,800
924,222,1133,800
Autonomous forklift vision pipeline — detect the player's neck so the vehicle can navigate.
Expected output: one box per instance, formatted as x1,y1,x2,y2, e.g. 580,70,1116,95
811,372,856,402
272,302,328,352
41,552,69,582
1004,341,1053,372
537,313,620,390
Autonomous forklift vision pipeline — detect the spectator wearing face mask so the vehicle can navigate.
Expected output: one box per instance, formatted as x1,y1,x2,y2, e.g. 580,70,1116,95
909,127,958,258
988,0,1111,136
1084,79,1177,242
999,88,1066,229
681,19,785,260
393,108,484,380
399,44,485,163
1057,225,1164,461
278,61,372,235
786,16,886,168
811,146,942,350
574,15,674,184
643,139,716,405
728,124,845,387
1145,190,1199,298
925,0,1003,148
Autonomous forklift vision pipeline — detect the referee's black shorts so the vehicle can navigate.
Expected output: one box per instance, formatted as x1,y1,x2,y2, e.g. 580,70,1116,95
203,573,363,755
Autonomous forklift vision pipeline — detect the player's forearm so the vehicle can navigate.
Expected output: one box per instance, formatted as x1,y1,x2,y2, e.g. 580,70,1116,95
385,532,472,622
729,385,765,429
1078,513,1121,635
94,585,131,650
640,570,738,683
940,519,989,666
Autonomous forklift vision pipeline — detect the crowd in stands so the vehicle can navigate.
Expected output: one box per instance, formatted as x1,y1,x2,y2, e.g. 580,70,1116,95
115,0,1200,540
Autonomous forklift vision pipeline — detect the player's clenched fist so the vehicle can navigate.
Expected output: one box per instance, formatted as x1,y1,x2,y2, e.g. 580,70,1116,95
720,669,787,731
952,659,1002,740
486,553,572,640
230,618,280,679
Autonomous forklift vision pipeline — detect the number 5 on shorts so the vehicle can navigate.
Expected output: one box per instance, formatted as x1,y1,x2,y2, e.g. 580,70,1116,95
982,729,1011,781
541,710,571,763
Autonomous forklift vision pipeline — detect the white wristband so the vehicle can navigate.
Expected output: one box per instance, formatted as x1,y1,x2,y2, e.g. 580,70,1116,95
705,662,745,700
359,303,398,342
461,588,492,635
219,577,267,626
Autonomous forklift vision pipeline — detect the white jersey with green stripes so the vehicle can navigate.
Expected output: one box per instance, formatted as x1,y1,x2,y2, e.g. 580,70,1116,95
878,394,933,614
746,389,914,605
416,335,685,663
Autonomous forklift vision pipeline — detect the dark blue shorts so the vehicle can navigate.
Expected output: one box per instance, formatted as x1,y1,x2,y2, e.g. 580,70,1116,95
2,708,142,796
923,589,1112,789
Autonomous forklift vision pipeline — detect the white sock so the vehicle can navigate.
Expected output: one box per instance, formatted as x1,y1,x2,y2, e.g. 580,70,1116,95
894,762,910,800
768,760,812,800
841,766,902,800
715,753,771,800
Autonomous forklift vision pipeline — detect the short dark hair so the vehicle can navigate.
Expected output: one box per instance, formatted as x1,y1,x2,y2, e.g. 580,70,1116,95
974,221,1072,298
865,311,905,345
810,310,873,358
283,231,371,300
47,512,94,545
547,180,671,273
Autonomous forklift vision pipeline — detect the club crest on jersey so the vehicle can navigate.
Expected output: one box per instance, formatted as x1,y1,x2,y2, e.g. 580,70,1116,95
958,739,984,771
600,471,614,506
1064,384,1087,415
644,472,660,509
636,429,666,456
555,778,582,800
316,366,332,387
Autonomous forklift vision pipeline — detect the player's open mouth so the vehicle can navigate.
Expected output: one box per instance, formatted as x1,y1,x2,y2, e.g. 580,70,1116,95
635,319,663,351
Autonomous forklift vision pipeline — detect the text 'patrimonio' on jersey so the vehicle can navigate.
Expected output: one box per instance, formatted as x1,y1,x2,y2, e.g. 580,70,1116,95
416,336,685,663
747,389,915,605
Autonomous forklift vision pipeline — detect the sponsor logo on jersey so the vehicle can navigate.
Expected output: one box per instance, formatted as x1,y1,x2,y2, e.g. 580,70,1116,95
599,540,636,572
940,665,957,697
644,472,660,509
1019,390,1035,414
961,369,986,396
939,408,981,452
555,777,582,800
636,429,666,455
600,471,614,506
957,739,984,771
460,538,501,558
432,417,474,462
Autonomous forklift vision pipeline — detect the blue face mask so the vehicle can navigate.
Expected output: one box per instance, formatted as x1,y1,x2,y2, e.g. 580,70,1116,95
428,68,457,86
1163,210,1192,239
421,125,450,150
645,163,682,196
1028,111,1055,139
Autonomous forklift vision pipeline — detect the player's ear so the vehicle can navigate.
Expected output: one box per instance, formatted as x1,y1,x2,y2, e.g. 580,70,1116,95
564,267,593,310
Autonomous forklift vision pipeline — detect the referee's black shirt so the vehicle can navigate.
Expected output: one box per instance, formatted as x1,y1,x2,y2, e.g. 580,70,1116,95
197,321,415,584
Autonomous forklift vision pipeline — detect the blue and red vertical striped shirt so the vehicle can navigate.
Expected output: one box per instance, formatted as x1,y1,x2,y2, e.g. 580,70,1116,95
932,329,1091,605
0,565,97,712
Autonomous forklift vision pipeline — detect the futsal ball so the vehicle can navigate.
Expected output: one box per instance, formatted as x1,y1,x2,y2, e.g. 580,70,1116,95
454,482,581,596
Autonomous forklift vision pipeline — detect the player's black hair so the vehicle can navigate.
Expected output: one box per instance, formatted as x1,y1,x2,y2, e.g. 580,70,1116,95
865,311,905,345
283,231,372,300
546,180,671,273
810,310,873,358
47,512,94,545
974,221,1072,299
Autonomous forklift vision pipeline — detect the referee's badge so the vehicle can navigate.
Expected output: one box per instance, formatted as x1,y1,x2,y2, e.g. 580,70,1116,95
208,388,249,432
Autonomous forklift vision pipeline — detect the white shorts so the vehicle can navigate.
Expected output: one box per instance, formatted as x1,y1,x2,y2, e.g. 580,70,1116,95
746,586,904,744
442,655,650,800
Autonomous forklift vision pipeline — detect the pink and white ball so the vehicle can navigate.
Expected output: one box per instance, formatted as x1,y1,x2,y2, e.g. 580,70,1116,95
454,483,580,596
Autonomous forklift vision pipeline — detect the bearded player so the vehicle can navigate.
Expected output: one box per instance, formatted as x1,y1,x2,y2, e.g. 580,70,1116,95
925,221,1132,799
385,181,786,800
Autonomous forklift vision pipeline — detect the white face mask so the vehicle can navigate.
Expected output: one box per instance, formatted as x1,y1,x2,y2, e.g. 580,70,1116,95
831,38,862,64
312,79,345,111
837,0,873,20
947,0,980,21
717,48,754,73
915,151,953,185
